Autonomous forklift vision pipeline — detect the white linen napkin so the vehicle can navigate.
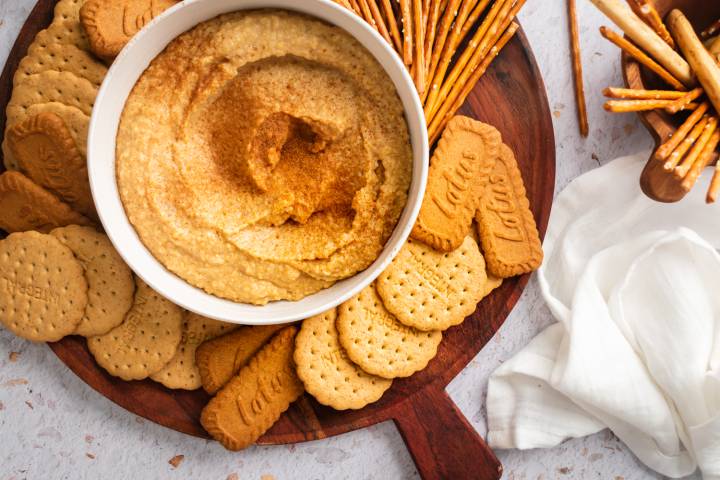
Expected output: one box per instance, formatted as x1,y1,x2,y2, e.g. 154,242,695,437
486,152,720,479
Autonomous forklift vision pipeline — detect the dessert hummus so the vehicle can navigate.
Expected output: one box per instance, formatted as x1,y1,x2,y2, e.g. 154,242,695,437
116,10,412,305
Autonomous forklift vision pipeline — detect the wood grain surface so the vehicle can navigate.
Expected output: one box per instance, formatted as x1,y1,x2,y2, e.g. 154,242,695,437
0,2,555,479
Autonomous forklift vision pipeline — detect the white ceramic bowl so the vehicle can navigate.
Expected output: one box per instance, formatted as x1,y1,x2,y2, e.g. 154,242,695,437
88,0,428,325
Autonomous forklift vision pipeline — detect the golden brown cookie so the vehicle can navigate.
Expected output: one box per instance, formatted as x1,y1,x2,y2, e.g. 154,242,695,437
376,236,488,331
484,272,503,298
53,0,85,24
200,326,304,451
80,0,179,60
411,116,501,252
50,226,134,337
14,43,108,88
151,313,239,390
0,171,91,233
29,19,92,54
294,309,392,410
196,323,285,394
0,231,88,342
7,112,95,219
87,277,183,380
7,71,97,120
336,284,442,379
476,143,543,278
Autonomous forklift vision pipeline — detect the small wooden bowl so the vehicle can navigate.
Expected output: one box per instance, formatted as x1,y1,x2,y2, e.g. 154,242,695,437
622,0,720,202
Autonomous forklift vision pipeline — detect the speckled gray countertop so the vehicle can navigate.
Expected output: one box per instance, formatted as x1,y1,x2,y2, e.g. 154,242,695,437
0,1,701,479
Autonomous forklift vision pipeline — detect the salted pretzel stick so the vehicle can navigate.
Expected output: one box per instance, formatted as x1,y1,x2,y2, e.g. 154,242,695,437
590,0,693,85
427,0,521,119
675,116,718,178
400,0,413,65
424,0,443,72
348,0,363,15
682,130,720,192
654,102,710,161
362,0,394,46
428,22,518,143
412,0,426,94
425,0,462,98
663,115,709,170
459,0,492,40
708,166,720,203
568,0,588,136
600,27,685,91
603,99,699,112
379,0,404,52
665,87,704,114
626,0,675,49
358,0,376,27
424,0,485,112
602,87,686,99
701,18,720,39
333,0,354,10
669,10,720,121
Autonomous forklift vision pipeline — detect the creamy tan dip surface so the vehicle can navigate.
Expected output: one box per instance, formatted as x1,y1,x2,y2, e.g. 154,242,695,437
116,10,412,304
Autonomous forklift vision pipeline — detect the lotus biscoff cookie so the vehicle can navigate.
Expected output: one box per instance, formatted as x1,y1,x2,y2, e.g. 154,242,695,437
7,112,95,219
411,116,501,252
87,278,182,381
476,143,543,278
0,231,87,342
0,171,91,233
294,309,392,410
50,226,134,337
376,236,488,332
151,313,238,390
196,324,285,395
80,0,179,60
337,284,442,379
200,326,304,451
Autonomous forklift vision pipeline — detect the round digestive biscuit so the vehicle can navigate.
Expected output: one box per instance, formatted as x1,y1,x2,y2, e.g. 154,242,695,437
53,0,85,24
50,226,134,337
295,309,392,410
376,236,488,332
336,284,441,379
150,312,238,390
29,19,92,54
87,277,183,380
0,231,87,342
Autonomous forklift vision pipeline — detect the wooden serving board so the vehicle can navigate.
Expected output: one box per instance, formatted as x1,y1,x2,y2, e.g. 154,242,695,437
0,2,556,479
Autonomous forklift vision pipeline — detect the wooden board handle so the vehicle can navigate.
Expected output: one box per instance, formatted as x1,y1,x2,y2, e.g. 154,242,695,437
393,387,502,480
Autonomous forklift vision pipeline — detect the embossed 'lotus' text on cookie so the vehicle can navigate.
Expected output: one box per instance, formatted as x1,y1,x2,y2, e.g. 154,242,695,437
477,144,543,278
411,116,501,252
236,366,293,426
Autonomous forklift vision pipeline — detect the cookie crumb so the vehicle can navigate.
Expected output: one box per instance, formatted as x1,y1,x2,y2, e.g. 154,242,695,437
9,351,20,362
86,453,95,459
168,455,184,468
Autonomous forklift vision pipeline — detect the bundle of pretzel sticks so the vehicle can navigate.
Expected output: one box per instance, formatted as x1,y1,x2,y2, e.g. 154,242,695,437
589,0,720,203
332,0,525,144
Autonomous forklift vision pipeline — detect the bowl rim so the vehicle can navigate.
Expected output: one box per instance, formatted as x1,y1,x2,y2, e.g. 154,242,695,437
87,0,429,325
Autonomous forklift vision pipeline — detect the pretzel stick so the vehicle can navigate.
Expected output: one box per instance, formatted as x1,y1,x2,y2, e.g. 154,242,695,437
425,0,462,99
663,115,709,170
424,0,443,72
669,10,720,119
701,18,720,39
333,0,354,10
675,116,718,178
348,0,363,15
603,87,686,99
413,0,426,93
709,36,720,62
400,0,413,65
626,0,675,49
665,87,704,114
654,102,710,161
590,0,693,86
682,130,720,192
427,0,520,119
428,22,518,143
364,0,394,45
459,0,493,40
380,0,404,52
600,27,686,91
708,165,720,203
568,0,588,136
603,99,698,112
